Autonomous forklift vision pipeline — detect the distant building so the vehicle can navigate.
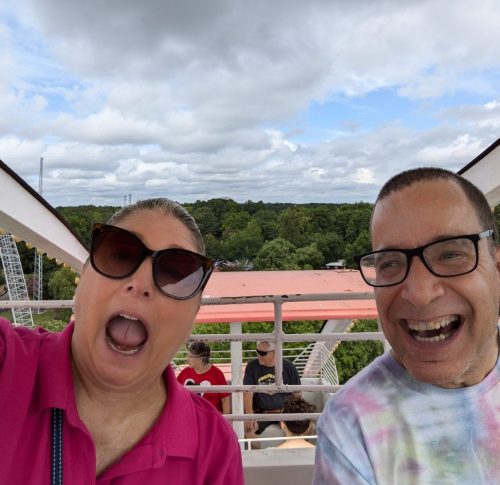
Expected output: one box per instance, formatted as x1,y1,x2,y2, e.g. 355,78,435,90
325,260,346,270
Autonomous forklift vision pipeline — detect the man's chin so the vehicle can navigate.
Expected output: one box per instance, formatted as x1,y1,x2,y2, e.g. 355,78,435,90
402,360,469,388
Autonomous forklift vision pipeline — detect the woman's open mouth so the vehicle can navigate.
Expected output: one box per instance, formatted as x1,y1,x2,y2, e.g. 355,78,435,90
105,314,148,355
406,315,462,343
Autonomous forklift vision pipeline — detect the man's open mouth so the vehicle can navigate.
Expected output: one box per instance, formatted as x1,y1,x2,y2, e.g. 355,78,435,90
105,314,148,355
406,316,462,343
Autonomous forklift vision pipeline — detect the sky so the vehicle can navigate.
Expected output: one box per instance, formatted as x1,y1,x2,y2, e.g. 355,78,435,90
1,0,500,207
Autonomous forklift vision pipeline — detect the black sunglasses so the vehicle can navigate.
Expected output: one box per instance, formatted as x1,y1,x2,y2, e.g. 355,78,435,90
256,349,274,356
90,223,213,300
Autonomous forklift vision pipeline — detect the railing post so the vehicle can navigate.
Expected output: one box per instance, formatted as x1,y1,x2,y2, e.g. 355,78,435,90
230,321,244,441
274,301,283,386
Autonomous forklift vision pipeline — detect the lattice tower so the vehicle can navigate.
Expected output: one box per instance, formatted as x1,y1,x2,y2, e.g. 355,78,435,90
0,234,34,326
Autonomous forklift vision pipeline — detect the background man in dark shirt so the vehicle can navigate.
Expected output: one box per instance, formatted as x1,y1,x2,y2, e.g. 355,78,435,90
243,340,301,437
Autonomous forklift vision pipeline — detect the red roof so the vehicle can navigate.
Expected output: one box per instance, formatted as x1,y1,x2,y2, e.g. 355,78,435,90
195,269,377,323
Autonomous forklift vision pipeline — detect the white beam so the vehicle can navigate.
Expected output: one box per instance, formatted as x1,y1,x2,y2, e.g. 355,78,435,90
459,138,500,207
0,161,88,272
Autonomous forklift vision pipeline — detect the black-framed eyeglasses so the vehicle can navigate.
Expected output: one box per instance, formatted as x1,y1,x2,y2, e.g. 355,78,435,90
90,223,213,300
354,230,495,288
256,349,274,356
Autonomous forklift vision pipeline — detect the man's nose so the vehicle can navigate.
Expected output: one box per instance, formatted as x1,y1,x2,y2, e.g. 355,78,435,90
399,255,445,307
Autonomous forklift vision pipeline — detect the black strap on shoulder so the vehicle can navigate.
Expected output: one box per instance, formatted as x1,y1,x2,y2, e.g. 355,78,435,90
51,408,63,485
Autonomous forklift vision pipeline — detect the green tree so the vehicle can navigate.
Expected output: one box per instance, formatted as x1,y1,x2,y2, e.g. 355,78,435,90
295,243,325,269
309,206,336,233
313,231,344,264
221,220,263,260
343,230,371,268
221,211,252,239
191,206,219,237
334,320,384,383
203,234,221,260
254,238,300,270
344,206,372,243
253,210,279,241
47,266,77,321
198,198,240,236
278,207,314,248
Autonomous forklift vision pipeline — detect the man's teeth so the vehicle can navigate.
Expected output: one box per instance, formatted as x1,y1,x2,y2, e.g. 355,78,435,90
414,331,452,343
407,316,456,332
406,316,459,343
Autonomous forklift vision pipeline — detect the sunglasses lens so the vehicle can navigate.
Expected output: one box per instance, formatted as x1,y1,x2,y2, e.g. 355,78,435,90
256,350,267,356
155,250,207,299
92,228,143,278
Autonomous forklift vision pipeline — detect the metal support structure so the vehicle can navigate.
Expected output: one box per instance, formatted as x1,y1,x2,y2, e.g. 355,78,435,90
230,322,244,440
33,157,45,313
33,251,43,313
0,234,33,326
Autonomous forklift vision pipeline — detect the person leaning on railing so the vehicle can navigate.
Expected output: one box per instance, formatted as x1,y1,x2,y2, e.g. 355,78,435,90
0,198,243,484
313,167,500,484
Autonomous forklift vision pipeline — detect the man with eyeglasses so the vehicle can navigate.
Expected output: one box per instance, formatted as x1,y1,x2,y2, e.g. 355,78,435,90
313,167,500,484
243,340,301,440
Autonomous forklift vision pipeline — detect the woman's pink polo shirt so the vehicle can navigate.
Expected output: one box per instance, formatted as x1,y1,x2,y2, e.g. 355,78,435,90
0,318,243,484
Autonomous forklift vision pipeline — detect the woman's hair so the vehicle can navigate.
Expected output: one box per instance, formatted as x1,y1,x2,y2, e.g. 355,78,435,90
187,341,211,366
282,396,316,435
107,198,205,254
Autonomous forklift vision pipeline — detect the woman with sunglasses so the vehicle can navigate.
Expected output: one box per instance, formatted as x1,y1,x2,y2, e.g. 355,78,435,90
0,198,243,484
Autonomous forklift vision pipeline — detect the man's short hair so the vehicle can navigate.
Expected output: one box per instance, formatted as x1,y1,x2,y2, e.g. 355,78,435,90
256,340,275,351
375,167,498,246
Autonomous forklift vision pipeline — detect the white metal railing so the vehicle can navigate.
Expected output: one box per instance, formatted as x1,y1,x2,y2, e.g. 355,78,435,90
2,293,384,429
292,343,339,385
173,346,326,380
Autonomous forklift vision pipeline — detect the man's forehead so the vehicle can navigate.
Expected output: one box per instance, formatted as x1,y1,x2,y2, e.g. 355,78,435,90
371,179,480,248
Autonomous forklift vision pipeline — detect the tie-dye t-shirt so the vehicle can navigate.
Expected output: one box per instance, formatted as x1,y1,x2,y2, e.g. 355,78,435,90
313,342,500,485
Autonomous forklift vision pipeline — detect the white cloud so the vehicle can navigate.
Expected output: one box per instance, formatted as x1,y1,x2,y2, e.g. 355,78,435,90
0,0,499,207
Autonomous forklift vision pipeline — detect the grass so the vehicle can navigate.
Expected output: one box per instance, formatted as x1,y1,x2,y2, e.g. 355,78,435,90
0,308,68,330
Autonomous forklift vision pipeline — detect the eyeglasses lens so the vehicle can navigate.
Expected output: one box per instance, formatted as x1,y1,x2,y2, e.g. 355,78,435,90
155,250,206,299
92,229,143,278
424,238,477,275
